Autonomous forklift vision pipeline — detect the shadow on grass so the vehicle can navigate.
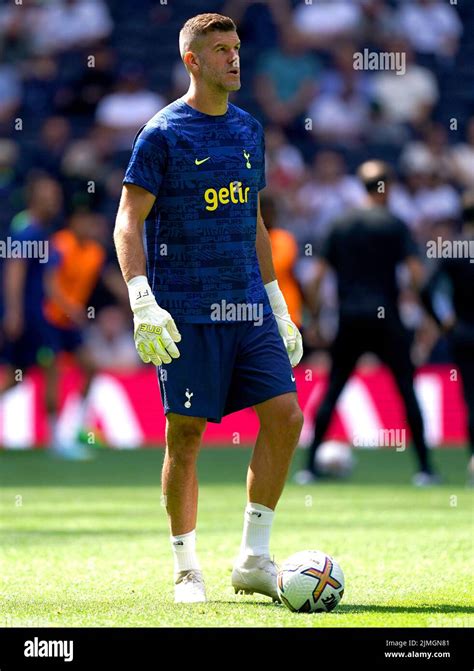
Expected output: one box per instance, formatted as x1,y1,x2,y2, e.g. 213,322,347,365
337,604,474,615
179,601,474,616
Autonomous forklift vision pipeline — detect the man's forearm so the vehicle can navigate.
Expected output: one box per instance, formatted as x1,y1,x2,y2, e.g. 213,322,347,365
4,259,26,317
256,217,276,285
113,216,147,283
305,276,321,318
305,260,329,317
114,184,156,284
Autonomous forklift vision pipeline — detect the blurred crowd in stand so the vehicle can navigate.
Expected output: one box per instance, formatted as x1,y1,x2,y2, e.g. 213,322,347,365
0,0,473,369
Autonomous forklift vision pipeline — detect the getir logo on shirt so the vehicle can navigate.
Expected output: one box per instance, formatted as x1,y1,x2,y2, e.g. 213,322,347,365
204,181,250,211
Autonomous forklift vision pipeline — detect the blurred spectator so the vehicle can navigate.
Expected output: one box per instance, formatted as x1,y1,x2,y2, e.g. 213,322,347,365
254,30,319,129
95,64,165,150
395,0,462,58
413,171,461,229
29,116,72,179
44,208,106,333
358,0,398,42
0,12,26,64
169,60,189,101
292,0,363,49
62,138,106,184
42,205,127,331
0,48,21,124
389,172,429,231
222,0,289,50
0,0,39,61
85,305,138,370
372,39,439,127
59,126,123,216
0,140,21,237
420,190,474,480
366,100,411,146
322,41,373,99
2,174,63,358
57,45,117,118
32,0,113,56
308,84,369,146
60,123,118,192
264,125,305,192
391,166,460,235
306,41,372,145
261,195,302,328
293,151,366,246
400,122,453,181
10,171,63,235
42,207,112,458
19,55,62,125
99,168,131,225
450,117,474,189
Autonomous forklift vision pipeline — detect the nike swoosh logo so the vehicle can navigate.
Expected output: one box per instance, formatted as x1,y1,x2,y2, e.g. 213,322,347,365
195,157,210,165
291,375,296,382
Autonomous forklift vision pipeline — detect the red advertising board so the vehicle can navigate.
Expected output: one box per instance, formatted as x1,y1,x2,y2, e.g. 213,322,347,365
0,364,466,448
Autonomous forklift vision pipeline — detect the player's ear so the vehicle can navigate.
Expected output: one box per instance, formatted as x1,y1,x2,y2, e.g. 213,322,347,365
183,51,199,75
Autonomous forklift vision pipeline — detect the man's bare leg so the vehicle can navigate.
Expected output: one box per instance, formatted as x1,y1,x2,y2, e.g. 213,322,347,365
249,392,303,509
162,413,207,602
232,392,303,600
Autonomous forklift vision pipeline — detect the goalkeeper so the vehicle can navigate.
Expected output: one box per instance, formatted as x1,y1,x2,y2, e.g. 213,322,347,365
114,13,303,604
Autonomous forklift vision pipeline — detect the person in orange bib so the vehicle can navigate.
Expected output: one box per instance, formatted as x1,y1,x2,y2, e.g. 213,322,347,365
43,207,106,458
260,195,302,329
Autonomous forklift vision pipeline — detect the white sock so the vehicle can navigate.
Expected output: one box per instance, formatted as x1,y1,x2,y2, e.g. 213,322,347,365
170,529,200,573
239,502,274,558
76,396,89,433
48,414,57,440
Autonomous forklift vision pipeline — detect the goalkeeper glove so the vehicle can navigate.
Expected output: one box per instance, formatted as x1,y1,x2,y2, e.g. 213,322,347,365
265,280,303,367
127,275,181,366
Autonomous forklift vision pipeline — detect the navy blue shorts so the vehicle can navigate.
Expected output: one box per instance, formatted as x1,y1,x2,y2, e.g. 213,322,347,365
48,324,84,354
157,313,297,423
1,315,55,369
2,320,83,369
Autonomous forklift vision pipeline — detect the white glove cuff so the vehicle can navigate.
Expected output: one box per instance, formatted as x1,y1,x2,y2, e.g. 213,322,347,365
127,275,155,310
264,280,288,317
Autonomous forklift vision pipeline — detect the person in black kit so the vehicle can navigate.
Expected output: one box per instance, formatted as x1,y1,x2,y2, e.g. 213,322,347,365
296,160,440,486
421,190,474,485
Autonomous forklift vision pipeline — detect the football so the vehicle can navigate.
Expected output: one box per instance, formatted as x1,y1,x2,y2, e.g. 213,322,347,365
277,550,345,613
315,440,356,478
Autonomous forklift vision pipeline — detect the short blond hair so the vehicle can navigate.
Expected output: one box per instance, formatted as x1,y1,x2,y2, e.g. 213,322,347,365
179,13,237,62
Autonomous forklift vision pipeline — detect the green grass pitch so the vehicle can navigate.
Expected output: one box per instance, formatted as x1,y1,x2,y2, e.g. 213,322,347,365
1,447,473,627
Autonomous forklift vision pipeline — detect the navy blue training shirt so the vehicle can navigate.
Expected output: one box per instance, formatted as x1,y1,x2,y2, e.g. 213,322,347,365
123,98,271,323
